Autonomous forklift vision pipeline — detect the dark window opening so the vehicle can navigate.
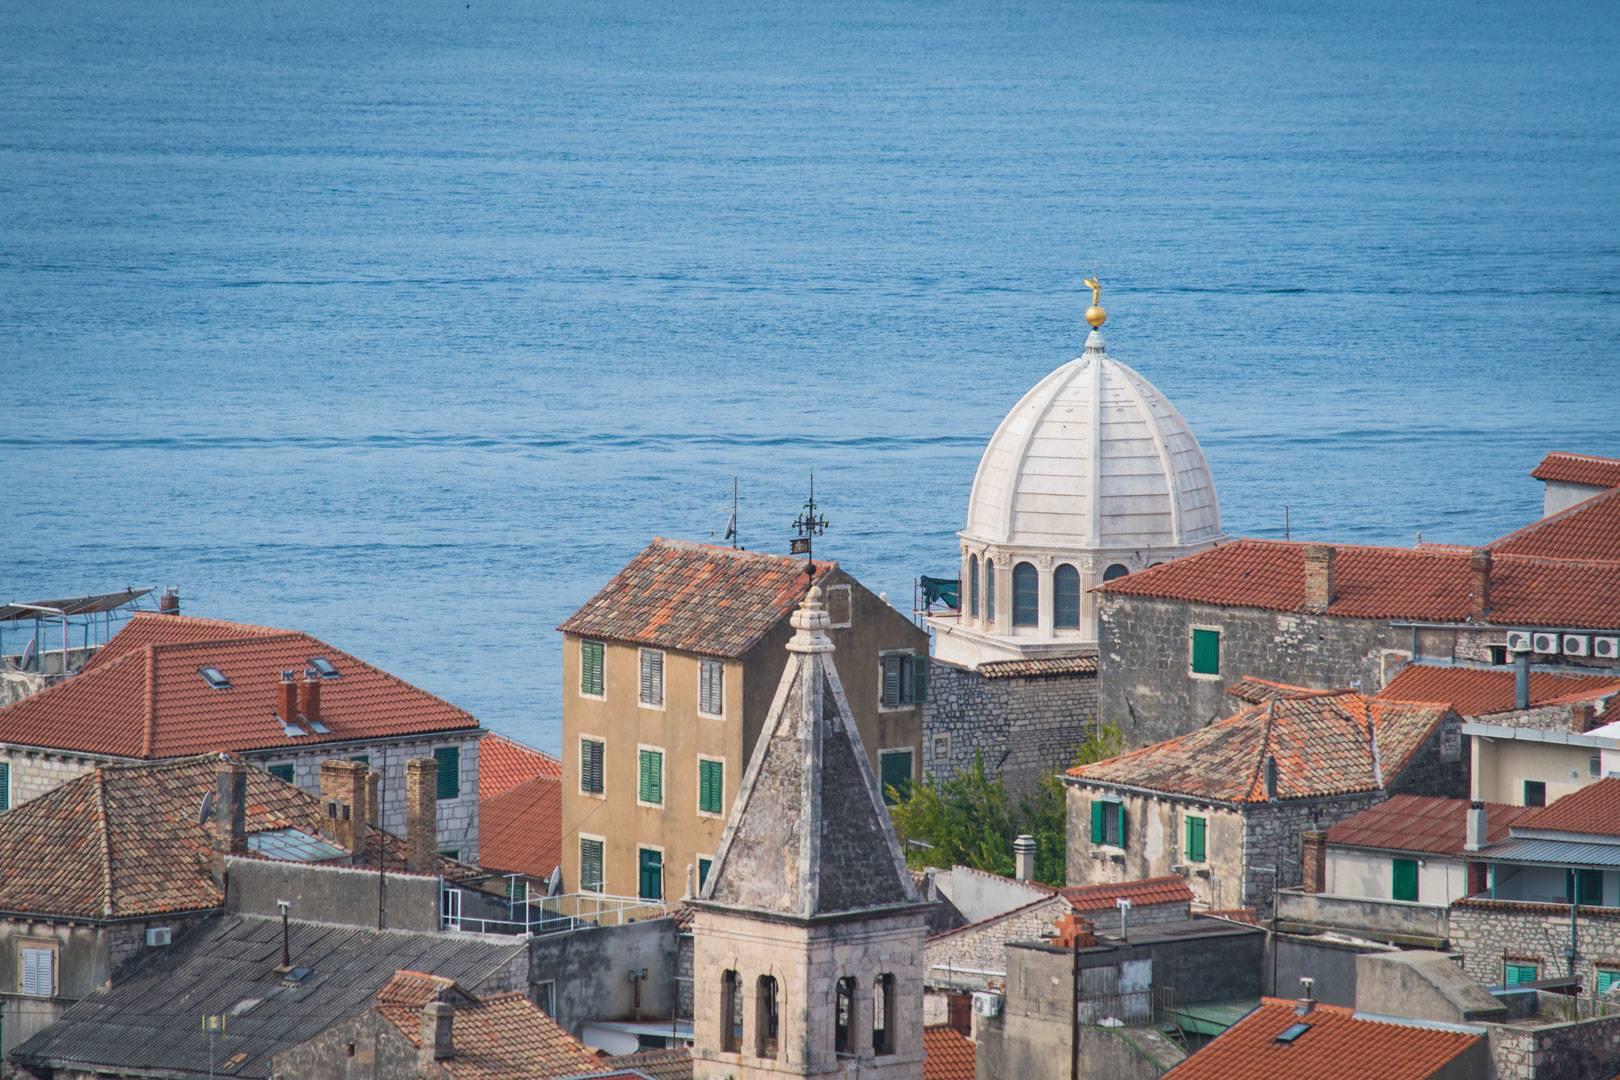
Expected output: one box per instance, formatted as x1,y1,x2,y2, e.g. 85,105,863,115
873,973,896,1055
720,970,742,1052
1525,780,1547,807
1012,562,1039,627
756,976,780,1059
1054,564,1081,628
968,555,979,618
1102,563,1131,582
985,560,996,621
835,976,856,1056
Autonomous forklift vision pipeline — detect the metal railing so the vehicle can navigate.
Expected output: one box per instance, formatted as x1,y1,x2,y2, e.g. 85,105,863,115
439,882,671,936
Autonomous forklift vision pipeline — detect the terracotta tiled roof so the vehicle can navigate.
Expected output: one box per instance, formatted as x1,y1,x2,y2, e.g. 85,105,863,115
1517,777,1620,838
558,538,832,658
977,654,1098,679
1489,487,1620,562
373,970,600,1080
923,1025,976,1080
1164,998,1481,1079
1068,693,1452,803
1532,452,1620,489
610,1048,693,1080
1054,875,1194,912
1327,795,1535,855
1225,677,1333,704
1096,539,1620,629
1377,664,1620,719
477,772,561,880
80,611,286,673
0,754,473,919
480,732,561,798
0,617,478,757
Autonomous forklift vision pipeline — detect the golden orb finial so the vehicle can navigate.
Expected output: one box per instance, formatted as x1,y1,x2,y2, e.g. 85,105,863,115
1082,275,1107,329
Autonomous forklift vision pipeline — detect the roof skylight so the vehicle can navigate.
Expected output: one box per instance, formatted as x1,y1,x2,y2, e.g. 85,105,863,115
282,721,307,737
1276,1022,1311,1043
308,657,340,679
307,719,331,734
198,667,231,690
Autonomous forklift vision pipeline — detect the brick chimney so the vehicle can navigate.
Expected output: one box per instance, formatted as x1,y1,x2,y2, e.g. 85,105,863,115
319,760,367,853
299,668,322,728
1469,550,1492,620
1572,701,1597,733
1301,831,1327,894
364,770,381,829
405,757,438,873
277,671,298,727
158,587,180,616
1013,834,1036,882
213,755,248,857
1302,544,1336,613
419,999,454,1065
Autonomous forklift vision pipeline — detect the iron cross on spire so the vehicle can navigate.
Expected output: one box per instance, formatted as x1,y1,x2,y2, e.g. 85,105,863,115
790,474,829,581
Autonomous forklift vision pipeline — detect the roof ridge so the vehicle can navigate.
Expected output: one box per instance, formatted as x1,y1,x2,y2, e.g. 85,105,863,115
146,631,309,653
142,647,157,757
1487,486,1620,552
650,536,839,568
92,769,114,918
128,611,290,632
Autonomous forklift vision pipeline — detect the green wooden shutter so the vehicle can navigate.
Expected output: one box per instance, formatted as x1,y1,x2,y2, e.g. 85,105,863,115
581,641,604,696
0,762,10,811
699,759,723,815
434,747,460,799
1599,970,1620,995
1091,800,1105,844
638,848,663,901
881,751,913,805
1579,869,1604,906
912,657,929,705
1505,962,1538,986
881,656,901,708
699,857,713,889
580,838,603,892
1117,804,1127,850
700,660,724,716
1187,816,1206,863
639,749,663,805
1392,858,1419,902
581,739,605,794
1191,628,1220,675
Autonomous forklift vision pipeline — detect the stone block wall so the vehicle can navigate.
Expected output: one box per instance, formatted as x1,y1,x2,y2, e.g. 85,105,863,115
926,896,1070,987
1488,1013,1620,1080
1451,899,1620,993
923,662,1098,799
1241,793,1385,915
0,748,104,809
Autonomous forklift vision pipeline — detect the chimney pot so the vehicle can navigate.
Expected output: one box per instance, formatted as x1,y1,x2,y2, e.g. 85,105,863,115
405,757,439,873
419,1000,454,1064
299,670,321,728
213,756,248,858
159,587,180,616
1013,834,1037,882
1302,545,1336,613
277,673,298,729
1296,977,1315,1015
1465,800,1487,852
1470,550,1492,620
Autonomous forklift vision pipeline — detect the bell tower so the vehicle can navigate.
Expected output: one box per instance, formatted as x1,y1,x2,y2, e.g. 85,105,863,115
690,586,928,1079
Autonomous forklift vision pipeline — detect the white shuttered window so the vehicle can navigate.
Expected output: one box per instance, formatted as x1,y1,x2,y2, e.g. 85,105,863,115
699,659,725,717
639,649,665,707
21,946,54,997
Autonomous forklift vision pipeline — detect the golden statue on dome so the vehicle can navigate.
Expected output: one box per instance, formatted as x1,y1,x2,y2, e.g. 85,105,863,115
1083,275,1107,328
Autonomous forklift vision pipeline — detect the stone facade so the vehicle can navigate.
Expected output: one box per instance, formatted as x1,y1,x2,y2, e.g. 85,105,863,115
922,661,1098,799
0,748,104,810
1451,899,1620,994
1487,1011,1620,1080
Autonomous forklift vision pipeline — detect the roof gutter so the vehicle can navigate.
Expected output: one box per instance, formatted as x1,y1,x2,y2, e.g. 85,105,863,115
0,904,223,928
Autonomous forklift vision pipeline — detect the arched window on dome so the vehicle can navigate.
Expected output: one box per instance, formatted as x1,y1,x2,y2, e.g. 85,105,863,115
968,554,979,619
1103,563,1131,583
1054,564,1081,628
984,560,996,622
1012,563,1038,627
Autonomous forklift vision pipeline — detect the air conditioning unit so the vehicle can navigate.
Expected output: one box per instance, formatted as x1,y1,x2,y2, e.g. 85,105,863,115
1532,632,1560,654
146,927,171,947
1505,631,1534,654
1593,637,1620,661
1564,635,1591,658
972,992,1004,1018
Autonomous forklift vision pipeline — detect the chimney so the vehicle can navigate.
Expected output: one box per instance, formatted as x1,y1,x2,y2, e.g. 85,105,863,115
213,754,248,857
1573,701,1597,733
319,760,367,853
1296,977,1315,1016
159,586,180,616
1515,652,1531,711
405,757,438,873
1469,550,1492,620
1301,831,1327,894
1465,800,1487,852
1302,544,1336,613
1013,834,1036,882
419,999,454,1065
364,770,381,829
1264,754,1279,801
300,668,322,728
277,671,298,728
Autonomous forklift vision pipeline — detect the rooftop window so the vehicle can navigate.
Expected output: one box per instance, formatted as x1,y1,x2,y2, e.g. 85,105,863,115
307,718,331,734
248,828,347,863
307,657,340,679
198,666,231,690
1276,1022,1310,1044
282,720,308,737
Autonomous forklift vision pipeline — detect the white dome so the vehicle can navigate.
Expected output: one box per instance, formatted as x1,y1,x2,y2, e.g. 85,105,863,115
964,330,1221,551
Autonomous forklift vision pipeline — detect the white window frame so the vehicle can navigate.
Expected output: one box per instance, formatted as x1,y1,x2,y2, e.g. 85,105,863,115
536,980,557,1016
825,583,854,629
636,743,666,808
878,649,918,712
441,885,463,931
579,639,607,701
579,832,607,894
638,648,666,710
578,734,607,799
1188,623,1224,681
696,754,726,819
19,941,56,998
878,748,915,803
698,658,726,720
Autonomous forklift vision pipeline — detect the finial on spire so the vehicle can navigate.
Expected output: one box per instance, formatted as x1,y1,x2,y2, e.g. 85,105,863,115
788,584,835,654
1083,275,1107,329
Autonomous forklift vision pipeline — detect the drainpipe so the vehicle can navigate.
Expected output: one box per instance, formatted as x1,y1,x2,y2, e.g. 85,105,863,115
1569,898,1579,979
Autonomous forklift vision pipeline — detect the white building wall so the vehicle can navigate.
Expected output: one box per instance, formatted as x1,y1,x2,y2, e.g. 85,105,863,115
1324,848,1467,905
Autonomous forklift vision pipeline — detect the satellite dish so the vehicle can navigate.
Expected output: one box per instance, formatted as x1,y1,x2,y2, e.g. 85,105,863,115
547,866,563,897
197,789,215,826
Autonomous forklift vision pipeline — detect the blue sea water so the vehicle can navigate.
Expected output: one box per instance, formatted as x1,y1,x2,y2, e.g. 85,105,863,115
2,0,1617,753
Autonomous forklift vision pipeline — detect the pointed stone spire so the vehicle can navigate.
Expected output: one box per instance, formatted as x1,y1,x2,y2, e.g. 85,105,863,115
699,586,919,918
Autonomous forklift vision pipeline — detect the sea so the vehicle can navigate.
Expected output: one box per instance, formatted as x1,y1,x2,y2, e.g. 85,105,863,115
3,0,1617,754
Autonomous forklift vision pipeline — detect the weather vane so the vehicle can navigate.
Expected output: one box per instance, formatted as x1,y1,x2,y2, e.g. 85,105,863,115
790,474,828,578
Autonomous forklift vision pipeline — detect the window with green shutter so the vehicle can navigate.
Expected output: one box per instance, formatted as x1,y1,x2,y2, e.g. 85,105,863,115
1186,816,1206,863
638,847,663,901
880,750,913,805
699,857,713,889
1573,868,1603,906
579,838,604,892
580,640,605,697
698,758,724,815
1091,799,1125,848
881,653,924,709
1598,969,1620,995
1392,858,1419,902
268,763,295,783
638,748,664,805
580,738,605,795
0,761,10,811
1190,628,1221,676
434,747,460,799
1505,962,1538,987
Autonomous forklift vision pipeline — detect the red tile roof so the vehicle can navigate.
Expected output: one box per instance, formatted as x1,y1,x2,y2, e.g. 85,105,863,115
0,616,478,757
609,1048,692,1080
559,538,832,657
1164,998,1481,1079
373,970,599,1079
1517,777,1620,838
1097,539,1620,630
923,1025,977,1080
1489,486,1620,562
477,772,562,881
1326,795,1535,856
1054,875,1194,913
80,611,285,673
479,732,561,799
1532,452,1620,489
1377,664,1620,719
1225,677,1334,704
977,655,1098,679
1069,693,1452,804
0,754,473,919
